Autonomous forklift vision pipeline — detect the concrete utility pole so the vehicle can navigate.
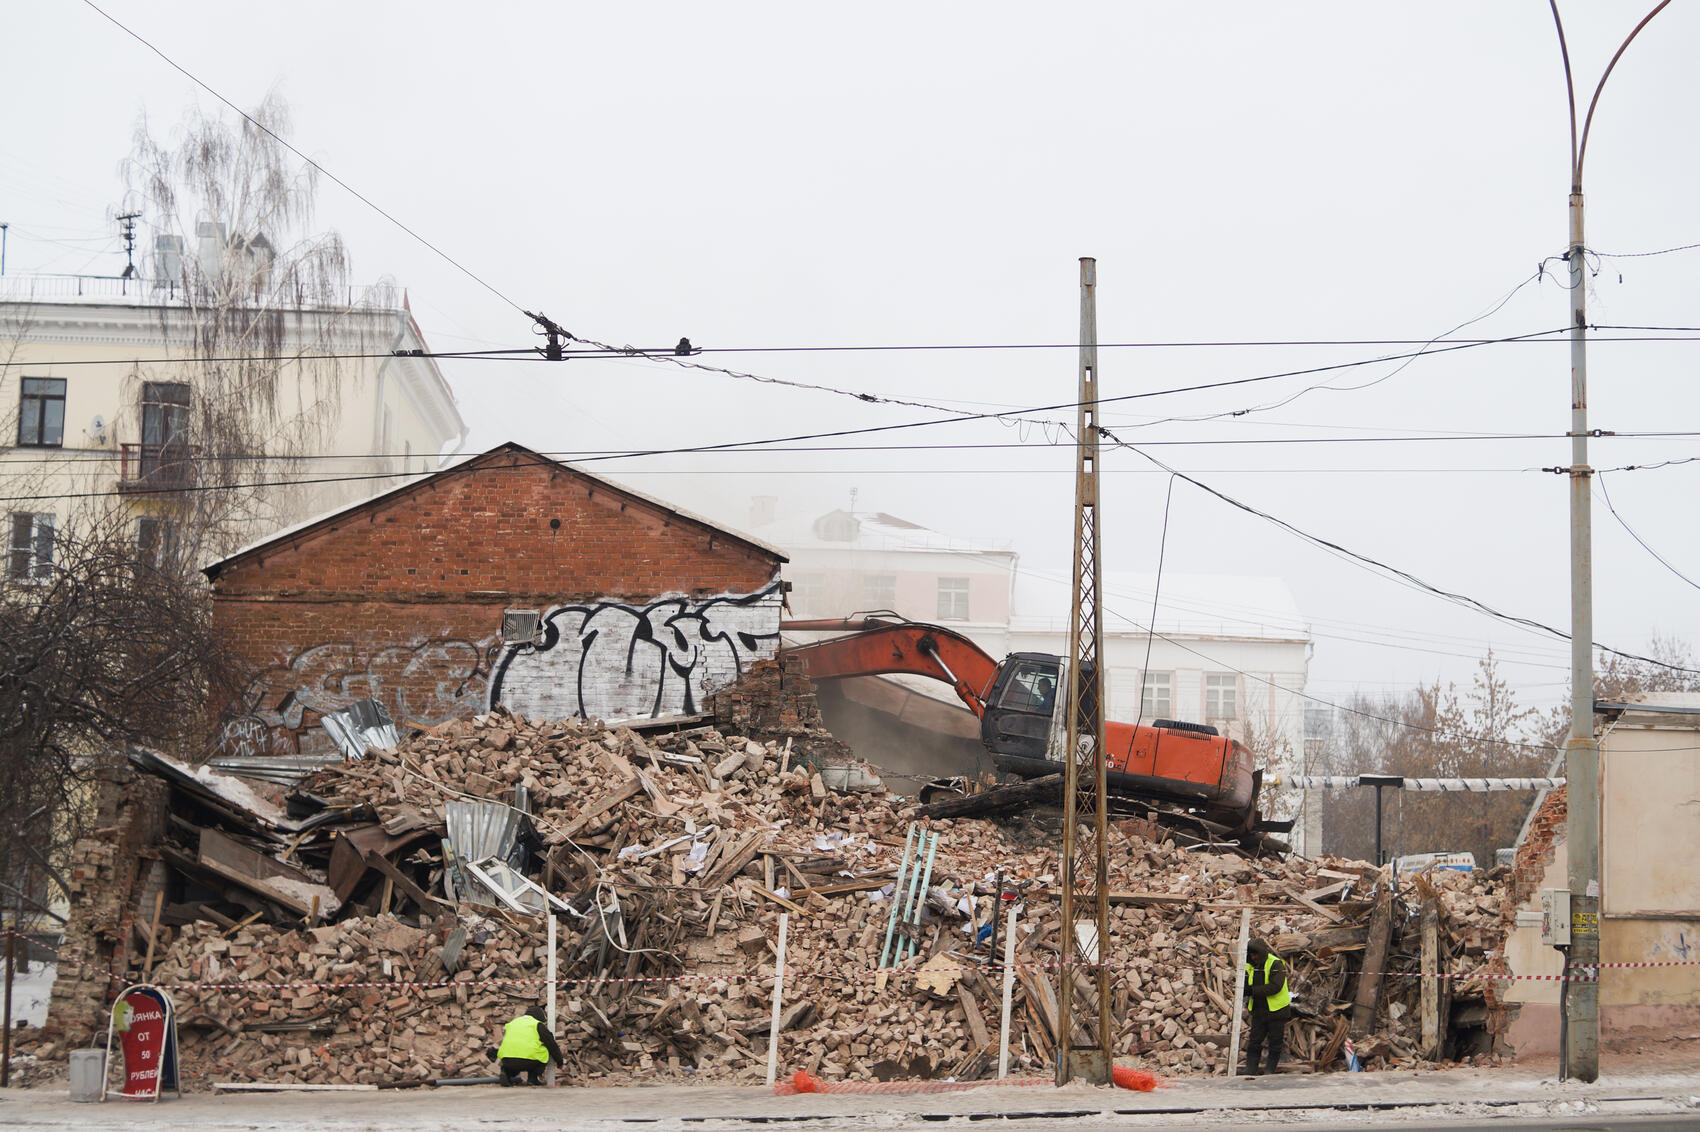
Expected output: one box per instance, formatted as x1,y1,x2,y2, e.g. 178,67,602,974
1056,257,1112,1085
1547,0,1672,1083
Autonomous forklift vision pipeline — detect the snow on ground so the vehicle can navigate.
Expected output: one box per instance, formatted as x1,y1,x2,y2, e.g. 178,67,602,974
8,962,55,1028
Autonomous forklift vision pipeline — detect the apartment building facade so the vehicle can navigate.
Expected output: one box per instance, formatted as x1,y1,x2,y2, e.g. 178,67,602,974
2,274,465,576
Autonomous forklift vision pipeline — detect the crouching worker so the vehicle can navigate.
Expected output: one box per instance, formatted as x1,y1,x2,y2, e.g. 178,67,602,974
496,1005,563,1086
1243,939,1292,1076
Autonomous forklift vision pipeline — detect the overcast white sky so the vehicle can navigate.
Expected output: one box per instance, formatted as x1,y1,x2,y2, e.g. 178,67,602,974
6,2,1699,721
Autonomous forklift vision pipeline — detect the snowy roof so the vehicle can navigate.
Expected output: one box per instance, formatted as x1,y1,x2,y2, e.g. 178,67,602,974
1011,569,1309,642
757,509,1017,557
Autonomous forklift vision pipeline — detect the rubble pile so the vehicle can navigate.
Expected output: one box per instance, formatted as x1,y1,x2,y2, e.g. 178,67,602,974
38,667,1514,1087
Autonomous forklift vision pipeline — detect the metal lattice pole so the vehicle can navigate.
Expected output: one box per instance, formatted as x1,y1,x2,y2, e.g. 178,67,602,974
1057,257,1112,1085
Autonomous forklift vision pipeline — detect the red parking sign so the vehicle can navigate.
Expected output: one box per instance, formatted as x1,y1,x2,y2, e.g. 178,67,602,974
105,985,179,1100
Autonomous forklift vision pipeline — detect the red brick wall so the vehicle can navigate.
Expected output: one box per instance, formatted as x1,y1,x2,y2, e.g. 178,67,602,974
211,449,783,756
213,448,778,603
1486,786,1567,1041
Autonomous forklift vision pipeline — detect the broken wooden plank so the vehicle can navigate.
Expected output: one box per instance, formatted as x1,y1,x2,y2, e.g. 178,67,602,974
598,750,679,816
700,830,766,890
753,886,805,915
363,850,452,913
1349,890,1394,1039
956,982,991,1049
787,876,894,899
560,776,644,839
1274,925,1370,953
738,1000,815,1037
1313,1014,1349,1072
1292,893,1345,924
196,903,240,930
1300,879,1353,904
914,774,1063,819
1040,889,1192,907
196,828,340,918
141,891,164,979
1420,896,1440,1060
766,851,811,893
1016,966,1060,1043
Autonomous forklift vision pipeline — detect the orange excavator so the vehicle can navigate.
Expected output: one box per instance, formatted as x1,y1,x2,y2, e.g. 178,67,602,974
782,618,1289,844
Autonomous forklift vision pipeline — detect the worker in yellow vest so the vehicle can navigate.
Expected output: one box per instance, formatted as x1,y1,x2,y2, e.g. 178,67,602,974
496,1006,564,1086
1243,939,1292,1076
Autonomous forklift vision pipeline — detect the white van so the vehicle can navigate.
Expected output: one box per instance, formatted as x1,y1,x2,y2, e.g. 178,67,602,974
1392,851,1475,875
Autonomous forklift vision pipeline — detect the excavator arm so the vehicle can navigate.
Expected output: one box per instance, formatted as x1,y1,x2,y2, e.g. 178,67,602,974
779,619,1003,719
781,618,1280,847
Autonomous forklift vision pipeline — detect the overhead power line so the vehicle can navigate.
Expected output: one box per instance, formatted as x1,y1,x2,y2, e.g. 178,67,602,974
8,427,1690,682
1083,579,1568,754
1101,437,1700,677
1593,241,1700,259
566,327,1575,424
1597,473,1700,593
1128,271,1551,429
0,327,1598,446
5,429,1699,477
691,331,1700,352
12,329,1700,372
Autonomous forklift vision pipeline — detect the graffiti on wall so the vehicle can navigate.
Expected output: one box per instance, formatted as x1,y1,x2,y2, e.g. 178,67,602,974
489,582,782,723
1651,929,1694,962
220,636,500,758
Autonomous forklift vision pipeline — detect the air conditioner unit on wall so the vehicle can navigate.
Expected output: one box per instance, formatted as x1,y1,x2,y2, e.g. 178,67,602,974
501,610,542,647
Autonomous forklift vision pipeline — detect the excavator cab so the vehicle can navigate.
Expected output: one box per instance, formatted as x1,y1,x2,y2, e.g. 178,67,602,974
980,653,1096,761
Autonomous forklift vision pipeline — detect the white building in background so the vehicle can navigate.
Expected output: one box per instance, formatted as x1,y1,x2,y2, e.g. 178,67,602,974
1006,571,1310,740
765,506,1019,632
763,502,1319,853
1,273,465,573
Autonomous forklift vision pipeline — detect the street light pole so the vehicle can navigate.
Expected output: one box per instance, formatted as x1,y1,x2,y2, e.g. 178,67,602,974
1358,775,1405,868
1547,0,1672,1084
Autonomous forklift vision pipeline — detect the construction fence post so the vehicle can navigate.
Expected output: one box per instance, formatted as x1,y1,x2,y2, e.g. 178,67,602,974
766,912,789,1087
997,903,1017,1079
1227,907,1251,1077
546,912,558,1087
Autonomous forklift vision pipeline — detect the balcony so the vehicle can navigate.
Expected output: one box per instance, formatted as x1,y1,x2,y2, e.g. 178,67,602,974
119,443,199,493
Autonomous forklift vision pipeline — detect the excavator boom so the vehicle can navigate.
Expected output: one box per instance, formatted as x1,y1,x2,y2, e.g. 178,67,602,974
780,618,1002,719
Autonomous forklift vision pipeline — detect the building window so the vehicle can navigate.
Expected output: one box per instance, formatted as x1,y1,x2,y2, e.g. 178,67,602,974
937,576,970,620
136,517,180,572
861,574,896,612
1140,672,1173,719
18,378,66,447
140,381,191,475
997,660,1058,715
790,572,825,615
7,513,54,581
1205,673,1239,720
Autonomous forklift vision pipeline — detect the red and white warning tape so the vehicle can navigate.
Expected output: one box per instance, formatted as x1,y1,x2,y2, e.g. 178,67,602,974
8,930,1697,999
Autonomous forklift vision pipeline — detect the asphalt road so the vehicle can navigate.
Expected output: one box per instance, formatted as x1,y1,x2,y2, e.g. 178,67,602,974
2,1069,1697,1130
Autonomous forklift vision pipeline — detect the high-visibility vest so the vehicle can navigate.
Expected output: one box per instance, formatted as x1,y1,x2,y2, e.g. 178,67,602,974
1244,953,1292,1012
497,1014,548,1062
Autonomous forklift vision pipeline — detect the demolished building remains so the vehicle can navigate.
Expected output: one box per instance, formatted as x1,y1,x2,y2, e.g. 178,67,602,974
29,659,1515,1089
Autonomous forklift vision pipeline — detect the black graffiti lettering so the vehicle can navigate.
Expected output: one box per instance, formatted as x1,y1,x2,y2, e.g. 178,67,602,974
491,582,782,723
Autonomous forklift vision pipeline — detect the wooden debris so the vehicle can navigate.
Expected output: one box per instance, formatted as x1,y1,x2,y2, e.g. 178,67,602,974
95,662,1512,1090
